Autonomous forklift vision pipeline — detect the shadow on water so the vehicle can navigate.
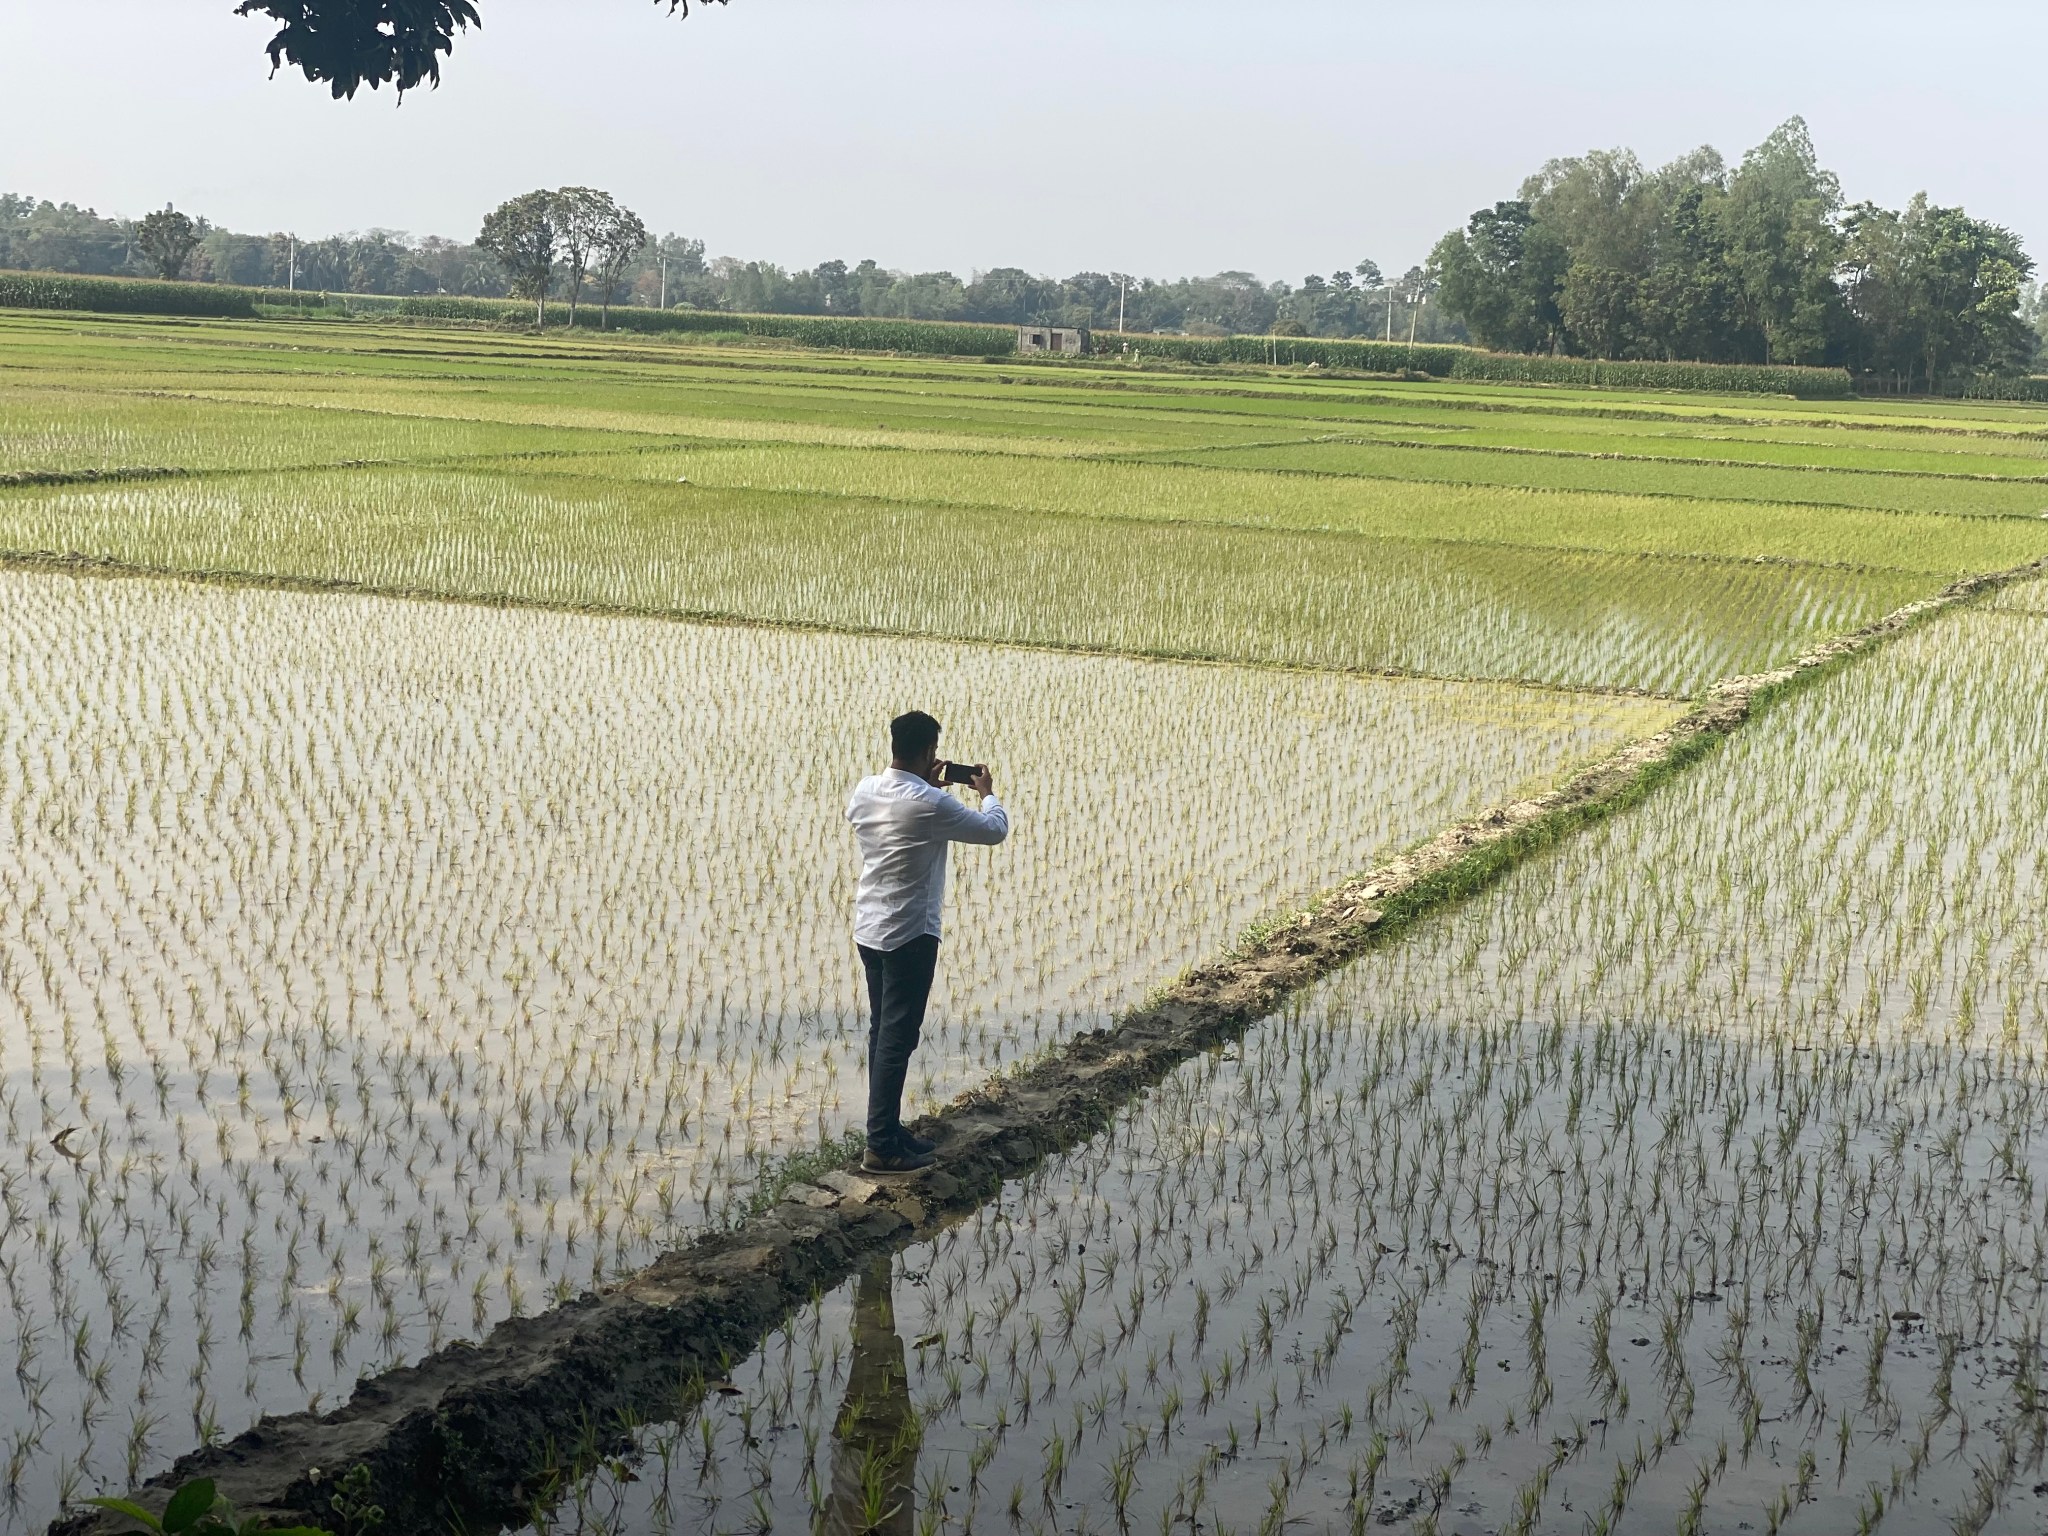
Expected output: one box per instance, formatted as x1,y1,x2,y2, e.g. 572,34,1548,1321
819,1259,919,1536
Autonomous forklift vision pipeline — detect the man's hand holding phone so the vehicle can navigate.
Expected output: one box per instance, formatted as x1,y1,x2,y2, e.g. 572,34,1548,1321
937,760,993,797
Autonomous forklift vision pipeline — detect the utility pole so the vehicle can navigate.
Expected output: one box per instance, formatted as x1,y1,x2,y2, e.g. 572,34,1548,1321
1385,281,1394,342
288,234,297,291
1117,273,1128,334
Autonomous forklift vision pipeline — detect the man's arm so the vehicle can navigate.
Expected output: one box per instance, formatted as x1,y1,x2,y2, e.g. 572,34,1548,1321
929,784,1009,845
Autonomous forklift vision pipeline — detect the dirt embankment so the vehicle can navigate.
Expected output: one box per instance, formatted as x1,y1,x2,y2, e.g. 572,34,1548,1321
50,558,2043,1536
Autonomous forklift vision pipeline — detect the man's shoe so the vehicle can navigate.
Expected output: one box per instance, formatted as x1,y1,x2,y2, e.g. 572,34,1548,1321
863,1145,936,1174
896,1128,938,1156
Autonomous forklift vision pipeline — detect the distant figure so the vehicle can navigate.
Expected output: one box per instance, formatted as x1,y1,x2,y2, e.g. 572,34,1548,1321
845,710,1009,1172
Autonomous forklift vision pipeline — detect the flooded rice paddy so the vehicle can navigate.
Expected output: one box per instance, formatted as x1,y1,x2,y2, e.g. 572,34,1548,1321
0,570,1663,1531
541,602,2048,1536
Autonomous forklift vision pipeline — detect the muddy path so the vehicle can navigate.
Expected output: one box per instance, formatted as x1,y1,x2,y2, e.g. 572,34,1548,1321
49,556,2045,1536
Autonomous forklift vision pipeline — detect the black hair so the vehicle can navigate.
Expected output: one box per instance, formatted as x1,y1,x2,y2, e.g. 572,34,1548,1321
890,710,941,760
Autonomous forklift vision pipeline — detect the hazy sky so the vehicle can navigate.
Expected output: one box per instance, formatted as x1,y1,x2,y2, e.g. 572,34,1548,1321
5,1,2045,282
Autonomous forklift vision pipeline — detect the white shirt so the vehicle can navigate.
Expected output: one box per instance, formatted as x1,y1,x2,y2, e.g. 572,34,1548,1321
846,767,1010,950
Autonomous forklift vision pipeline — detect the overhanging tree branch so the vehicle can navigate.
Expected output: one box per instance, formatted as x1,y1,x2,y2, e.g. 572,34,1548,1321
233,0,480,99
232,0,725,99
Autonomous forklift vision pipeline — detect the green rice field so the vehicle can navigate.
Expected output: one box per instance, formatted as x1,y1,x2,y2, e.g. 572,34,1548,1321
579,596,2048,1536
5,310,2048,1533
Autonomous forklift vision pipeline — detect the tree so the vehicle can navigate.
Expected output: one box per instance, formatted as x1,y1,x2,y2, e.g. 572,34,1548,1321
550,187,612,327
1428,121,1900,369
234,0,480,98
964,267,1063,325
653,234,705,309
1635,180,1751,363
476,191,558,325
1521,148,1658,275
232,0,722,98
1508,144,1749,361
590,199,649,329
1721,117,1846,365
1558,263,1640,359
1912,202,2033,386
1430,201,1566,354
812,257,852,313
135,206,201,279
1287,273,1329,334
0,196,133,275
1841,195,2034,390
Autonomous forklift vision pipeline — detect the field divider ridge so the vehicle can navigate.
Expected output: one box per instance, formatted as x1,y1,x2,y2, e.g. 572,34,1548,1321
47,552,2045,1536
1140,431,2048,492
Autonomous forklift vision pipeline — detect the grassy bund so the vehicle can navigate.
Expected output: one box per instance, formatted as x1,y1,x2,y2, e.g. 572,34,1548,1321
7,313,2048,1534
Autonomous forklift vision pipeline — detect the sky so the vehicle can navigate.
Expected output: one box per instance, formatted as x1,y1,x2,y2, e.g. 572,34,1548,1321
3,1,2046,284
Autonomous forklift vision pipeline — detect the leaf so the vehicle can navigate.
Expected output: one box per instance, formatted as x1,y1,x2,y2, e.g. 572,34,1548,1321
85,1497,165,1533
162,1479,218,1535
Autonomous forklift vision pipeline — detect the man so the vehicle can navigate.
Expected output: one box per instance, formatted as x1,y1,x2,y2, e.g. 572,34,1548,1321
845,710,1009,1172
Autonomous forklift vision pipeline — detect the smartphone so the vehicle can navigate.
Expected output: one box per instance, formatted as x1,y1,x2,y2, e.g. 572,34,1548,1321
940,761,981,785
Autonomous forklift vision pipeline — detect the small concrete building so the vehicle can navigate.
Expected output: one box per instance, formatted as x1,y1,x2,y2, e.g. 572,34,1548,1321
1018,325,1086,355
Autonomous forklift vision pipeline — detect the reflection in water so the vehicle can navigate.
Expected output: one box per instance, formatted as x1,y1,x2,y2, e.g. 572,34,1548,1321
820,1259,919,1536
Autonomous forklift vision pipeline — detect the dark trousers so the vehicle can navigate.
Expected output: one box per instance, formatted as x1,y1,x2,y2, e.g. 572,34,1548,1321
857,935,939,1150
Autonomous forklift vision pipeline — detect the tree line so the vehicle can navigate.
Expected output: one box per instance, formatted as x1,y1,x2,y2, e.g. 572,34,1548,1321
1429,118,2037,391
0,188,1464,342
655,255,1463,342
0,195,497,298
8,127,2043,384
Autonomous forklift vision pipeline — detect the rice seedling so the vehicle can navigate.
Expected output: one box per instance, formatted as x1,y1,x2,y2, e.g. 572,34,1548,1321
517,439,2048,574
0,467,1922,695
8,312,2036,699
524,597,2048,1535
0,388,642,481
0,565,1658,1526
1149,434,2048,520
